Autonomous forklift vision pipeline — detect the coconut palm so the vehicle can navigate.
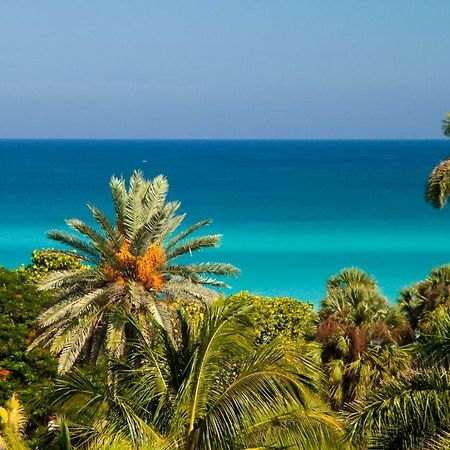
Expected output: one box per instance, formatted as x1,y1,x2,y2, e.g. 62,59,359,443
0,395,28,450
316,268,412,408
30,171,239,374
426,112,450,208
47,300,346,450
430,431,450,450
346,367,450,449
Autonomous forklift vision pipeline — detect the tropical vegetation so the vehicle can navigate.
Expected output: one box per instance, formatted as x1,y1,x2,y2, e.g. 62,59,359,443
42,300,343,449
30,171,239,374
2,114,450,449
0,267,56,430
426,112,450,208
0,394,28,450
316,268,411,408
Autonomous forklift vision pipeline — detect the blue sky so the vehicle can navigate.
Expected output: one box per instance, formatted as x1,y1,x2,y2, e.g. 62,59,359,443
0,1,449,139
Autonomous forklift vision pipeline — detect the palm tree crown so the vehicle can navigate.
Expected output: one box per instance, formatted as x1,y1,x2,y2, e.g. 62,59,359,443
317,268,411,407
426,112,450,208
31,171,239,373
399,265,450,335
443,112,450,137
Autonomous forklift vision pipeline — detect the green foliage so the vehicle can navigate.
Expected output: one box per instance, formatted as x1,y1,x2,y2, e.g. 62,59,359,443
226,291,316,345
34,170,239,374
426,159,450,209
16,248,84,283
346,273,450,448
0,394,28,450
399,265,450,334
442,112,450,137
417,308,450,369
346,368,450,449
0,267,57,432
46,299,345,449
426,112,450,208
317,268,412,408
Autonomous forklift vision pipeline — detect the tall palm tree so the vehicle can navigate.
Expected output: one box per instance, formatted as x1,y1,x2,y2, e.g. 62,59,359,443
47,300,346,450
316,268,411,408
426,112,450,208
30,171,239,374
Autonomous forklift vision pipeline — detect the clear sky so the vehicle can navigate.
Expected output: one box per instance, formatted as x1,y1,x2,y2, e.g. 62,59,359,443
1,1,449,139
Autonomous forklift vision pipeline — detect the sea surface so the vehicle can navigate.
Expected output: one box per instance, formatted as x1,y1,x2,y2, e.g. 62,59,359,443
1,140,450,304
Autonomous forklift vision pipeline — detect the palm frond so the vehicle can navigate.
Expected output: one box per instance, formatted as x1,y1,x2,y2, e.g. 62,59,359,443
66,219,117,261
426,158,450,209
180,300,253,435
166,219,212,250
442,113,450,137
55,308,103,373
0,396,28,450
88,203,123,247
47,230,100,263
167,235,222,260
346,368,450,448
110,175,127,226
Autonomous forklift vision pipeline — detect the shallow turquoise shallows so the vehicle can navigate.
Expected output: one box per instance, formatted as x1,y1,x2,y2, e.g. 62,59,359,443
1,140,450,304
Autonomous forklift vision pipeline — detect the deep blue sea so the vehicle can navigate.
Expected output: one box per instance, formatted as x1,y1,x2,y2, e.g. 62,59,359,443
1,140,450,304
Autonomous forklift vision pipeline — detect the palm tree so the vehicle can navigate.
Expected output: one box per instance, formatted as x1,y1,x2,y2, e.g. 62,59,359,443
345,305,450,449
0,395,28,450
47,300,346,449
426,112,450,208
316,268,411,408
443,112,450,137
346,367,450,449
346,308,450,449
399,265,450,334
30,171,239,374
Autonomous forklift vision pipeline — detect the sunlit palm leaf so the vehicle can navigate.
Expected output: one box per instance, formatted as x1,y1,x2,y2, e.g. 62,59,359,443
32,171,239,373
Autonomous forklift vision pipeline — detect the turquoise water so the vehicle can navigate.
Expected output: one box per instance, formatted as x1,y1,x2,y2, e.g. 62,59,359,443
1,140,450,304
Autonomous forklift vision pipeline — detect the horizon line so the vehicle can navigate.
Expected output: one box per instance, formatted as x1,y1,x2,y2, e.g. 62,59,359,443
0,137,447,142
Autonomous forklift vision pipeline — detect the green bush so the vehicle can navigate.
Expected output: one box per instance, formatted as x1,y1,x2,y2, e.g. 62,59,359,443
0,267,57,429
226,291,316,345
17,248,84,283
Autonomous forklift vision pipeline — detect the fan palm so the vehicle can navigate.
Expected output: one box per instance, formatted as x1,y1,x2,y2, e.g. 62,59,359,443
418,313,450,369
47,300,346,449
346,308,450,449
30,171,239,374
317,268,411,408
399,265,450,334
426,112,450,208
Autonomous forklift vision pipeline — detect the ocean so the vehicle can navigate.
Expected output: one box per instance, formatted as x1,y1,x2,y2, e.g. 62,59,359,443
1,139,450,304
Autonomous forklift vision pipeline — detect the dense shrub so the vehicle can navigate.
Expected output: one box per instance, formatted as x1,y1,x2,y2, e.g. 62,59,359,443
17,248,84,283
0,267,57,429
226,291,316,344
